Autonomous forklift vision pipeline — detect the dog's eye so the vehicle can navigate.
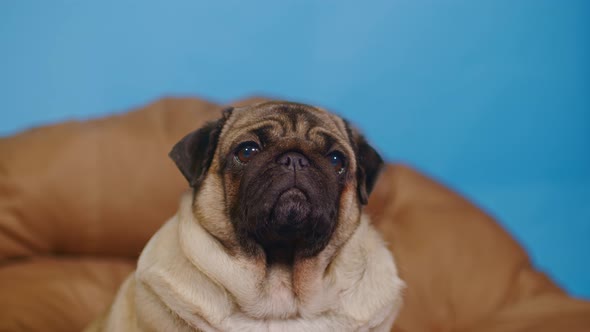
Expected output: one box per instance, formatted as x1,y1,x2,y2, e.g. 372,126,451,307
327,151,346,174
235,142,260,164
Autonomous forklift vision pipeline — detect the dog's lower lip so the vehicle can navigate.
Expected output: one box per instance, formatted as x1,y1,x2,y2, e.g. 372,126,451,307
280,187,307,199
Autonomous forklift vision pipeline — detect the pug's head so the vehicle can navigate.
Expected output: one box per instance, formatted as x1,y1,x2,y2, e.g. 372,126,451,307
170,101,383,264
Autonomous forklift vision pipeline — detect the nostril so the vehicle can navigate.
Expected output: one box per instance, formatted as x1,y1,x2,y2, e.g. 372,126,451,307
277,152,310,170
298,157,309,167
277,154,292,166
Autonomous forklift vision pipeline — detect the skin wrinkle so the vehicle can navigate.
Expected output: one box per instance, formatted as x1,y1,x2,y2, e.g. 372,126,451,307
226,118,287,143
192,205,236,257
252,125,274,147
139,278,205,330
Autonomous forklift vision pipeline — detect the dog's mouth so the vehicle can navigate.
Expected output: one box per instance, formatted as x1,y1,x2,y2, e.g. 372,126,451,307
271,187,311,225
278,187,307,203
236,161,340,262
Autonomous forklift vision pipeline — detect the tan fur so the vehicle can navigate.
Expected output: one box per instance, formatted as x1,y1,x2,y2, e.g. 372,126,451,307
85,102,404,331
86,194,404,332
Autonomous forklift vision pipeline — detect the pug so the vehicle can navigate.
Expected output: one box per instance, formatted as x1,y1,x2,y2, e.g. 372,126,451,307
86,101,404,332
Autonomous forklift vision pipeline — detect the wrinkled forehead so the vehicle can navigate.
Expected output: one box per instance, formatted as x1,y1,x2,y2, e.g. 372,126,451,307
218,102,351,153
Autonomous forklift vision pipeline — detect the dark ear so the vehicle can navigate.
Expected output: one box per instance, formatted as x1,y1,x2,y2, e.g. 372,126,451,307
345,121,384,205
169,107,233,188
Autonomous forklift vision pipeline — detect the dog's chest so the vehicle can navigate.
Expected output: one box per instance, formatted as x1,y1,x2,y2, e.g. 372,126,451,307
136,208,403,332
258,267,300,317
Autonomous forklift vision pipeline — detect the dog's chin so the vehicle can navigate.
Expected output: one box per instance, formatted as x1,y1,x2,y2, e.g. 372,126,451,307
271,188,311,225
241,184,338,264
253,188,314,260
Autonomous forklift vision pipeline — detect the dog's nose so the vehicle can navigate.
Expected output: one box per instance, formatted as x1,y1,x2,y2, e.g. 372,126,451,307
277,152,310,171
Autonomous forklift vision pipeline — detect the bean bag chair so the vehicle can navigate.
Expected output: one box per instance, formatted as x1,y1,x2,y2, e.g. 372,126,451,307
1,97,588,332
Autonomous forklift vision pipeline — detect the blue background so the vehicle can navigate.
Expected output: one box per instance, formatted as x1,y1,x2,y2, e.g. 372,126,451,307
1,1,588,297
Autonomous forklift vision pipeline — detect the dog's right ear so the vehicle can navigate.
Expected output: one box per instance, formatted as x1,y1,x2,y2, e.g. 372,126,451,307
169,107,233,188
344,120,385,206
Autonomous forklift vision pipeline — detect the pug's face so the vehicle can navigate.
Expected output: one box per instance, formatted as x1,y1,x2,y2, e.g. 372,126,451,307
170,102,383,263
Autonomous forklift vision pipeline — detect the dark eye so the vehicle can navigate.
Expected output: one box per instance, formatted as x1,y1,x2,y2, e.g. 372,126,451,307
327,151,346,174
235,142,260,164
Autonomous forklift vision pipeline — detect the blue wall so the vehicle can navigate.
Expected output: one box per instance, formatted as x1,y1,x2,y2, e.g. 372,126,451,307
1,1,589,297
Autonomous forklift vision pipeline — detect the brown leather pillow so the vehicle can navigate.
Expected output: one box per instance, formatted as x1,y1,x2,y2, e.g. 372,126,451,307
0,97,588,332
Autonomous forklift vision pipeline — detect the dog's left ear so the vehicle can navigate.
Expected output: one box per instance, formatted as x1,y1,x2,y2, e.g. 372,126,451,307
345,122,384,205
169,107,234,188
